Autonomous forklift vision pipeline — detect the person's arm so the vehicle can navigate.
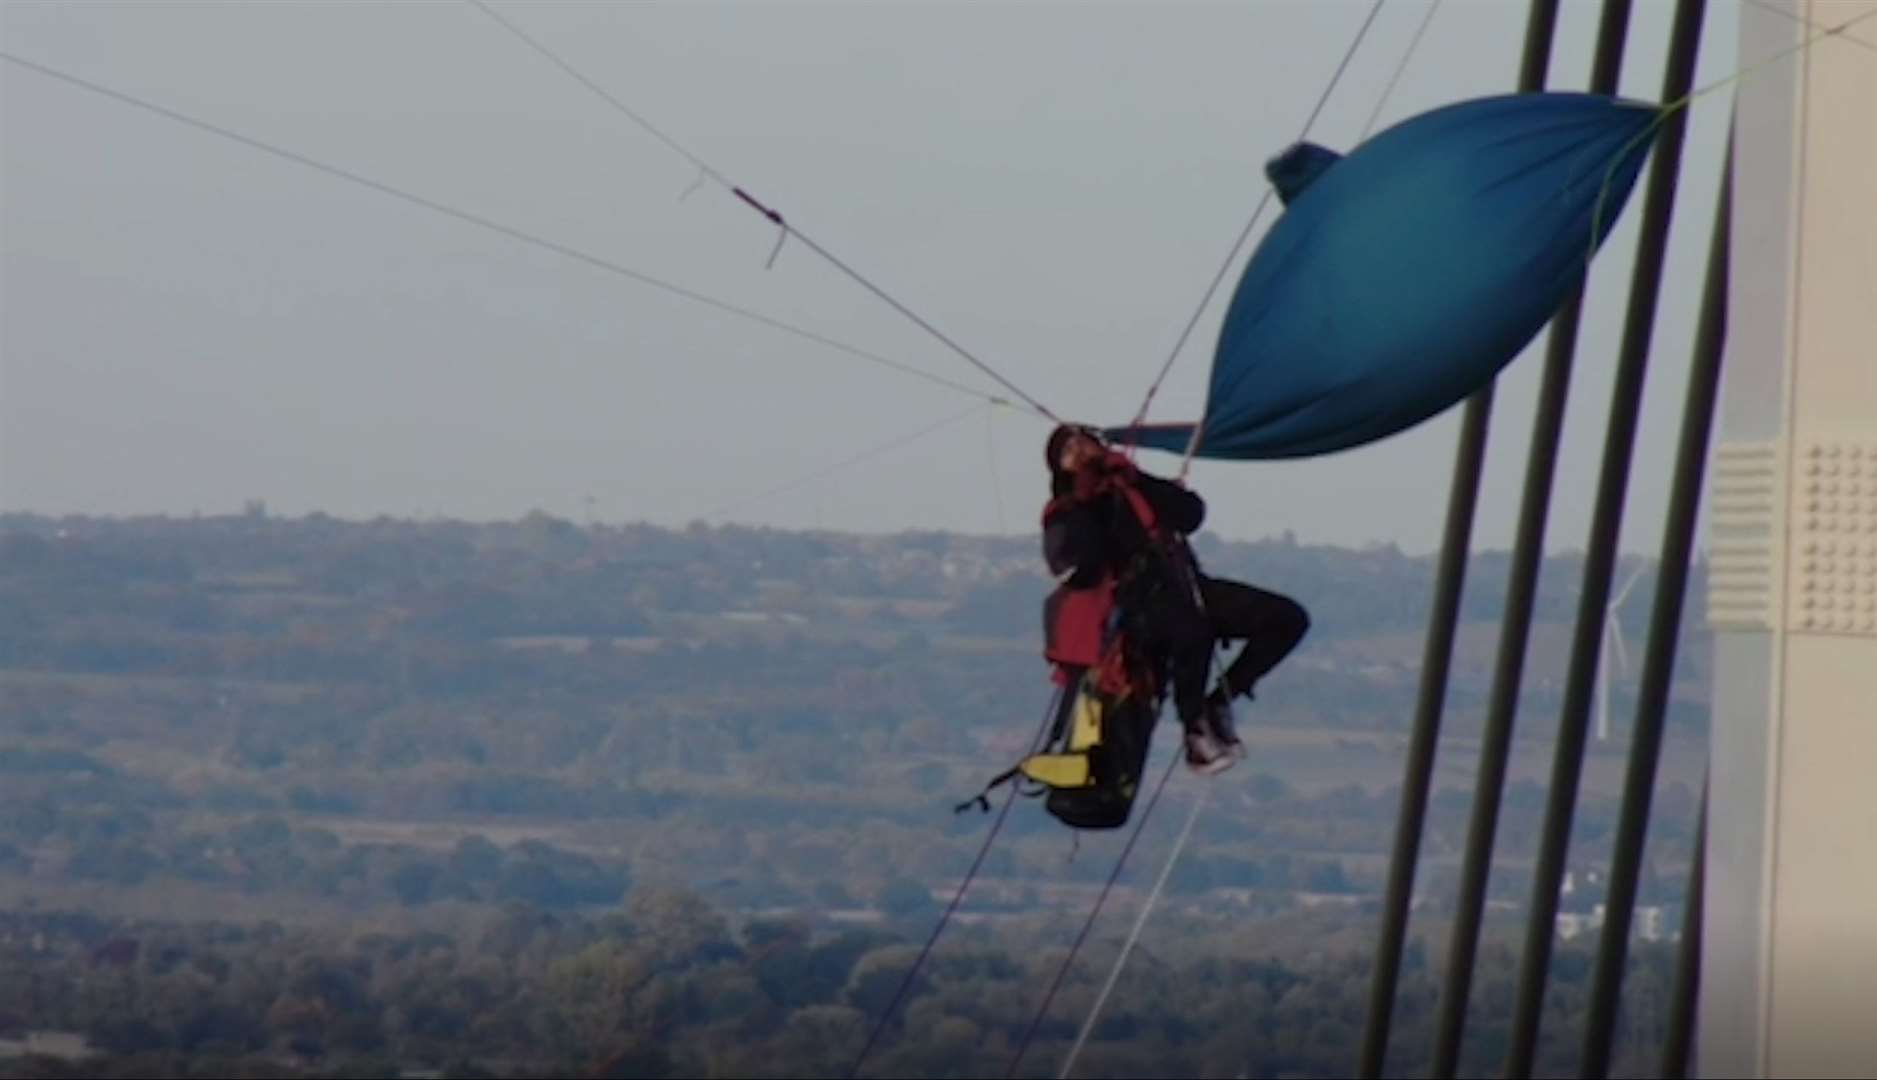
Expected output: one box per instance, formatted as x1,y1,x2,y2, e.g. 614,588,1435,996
1042,499,1109,585
1136,472,1206,535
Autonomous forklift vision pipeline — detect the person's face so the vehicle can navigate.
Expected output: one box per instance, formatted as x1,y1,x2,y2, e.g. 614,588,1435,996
1058,431,1102,473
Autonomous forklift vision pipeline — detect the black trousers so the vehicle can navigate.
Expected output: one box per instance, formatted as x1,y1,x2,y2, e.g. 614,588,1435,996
1129,568,1310,731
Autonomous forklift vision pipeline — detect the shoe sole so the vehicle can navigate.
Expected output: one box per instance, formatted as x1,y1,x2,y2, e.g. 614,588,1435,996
1186,754,1236,777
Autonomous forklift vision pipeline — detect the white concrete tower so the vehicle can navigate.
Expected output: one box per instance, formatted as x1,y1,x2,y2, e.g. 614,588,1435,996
1703,1,1877,1076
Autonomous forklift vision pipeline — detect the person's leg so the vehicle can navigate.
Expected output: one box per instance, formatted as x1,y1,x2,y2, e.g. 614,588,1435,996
1127,572,1230,773
1197,576,1309,701
1133,578,1211,730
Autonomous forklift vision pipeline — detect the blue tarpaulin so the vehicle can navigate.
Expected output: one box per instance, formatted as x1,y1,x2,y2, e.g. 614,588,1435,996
1112,92,1661,459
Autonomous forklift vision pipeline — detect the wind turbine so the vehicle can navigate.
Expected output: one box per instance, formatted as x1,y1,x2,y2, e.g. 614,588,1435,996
1598,565,1648,742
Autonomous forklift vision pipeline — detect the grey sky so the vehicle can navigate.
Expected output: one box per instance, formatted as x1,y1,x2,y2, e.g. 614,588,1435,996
2,1,1765,551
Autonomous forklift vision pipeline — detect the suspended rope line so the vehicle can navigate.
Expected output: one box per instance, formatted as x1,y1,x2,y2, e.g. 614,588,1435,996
701,403,989,522
1038,26,1410,1054
466,0,730,183
1004,750,1183,1079
1130,0,1389,443
1740,0,1877,53
1056,785,1210,1079
1126,181,1269,440
1028,10,1407,1062
1358,0,1446,141
466,0,1061,423
1586,2,1877,270
1685,5,1877,99
847,687,1065,1079
1293,0,1393,138
463,6,1387,1071
1048,568,1234,1074
765,221,1058,421
1170,0,1390,478
0,51,1012,411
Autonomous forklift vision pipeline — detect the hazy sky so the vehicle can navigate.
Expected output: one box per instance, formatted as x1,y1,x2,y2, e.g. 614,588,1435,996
1,1,1776,552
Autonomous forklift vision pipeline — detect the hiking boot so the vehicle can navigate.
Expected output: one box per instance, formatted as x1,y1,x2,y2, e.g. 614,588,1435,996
1202,694,1247,759
1184,728,1235,776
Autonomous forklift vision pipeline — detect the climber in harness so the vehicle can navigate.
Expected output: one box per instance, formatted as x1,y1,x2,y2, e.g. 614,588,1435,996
1043,423,1310,774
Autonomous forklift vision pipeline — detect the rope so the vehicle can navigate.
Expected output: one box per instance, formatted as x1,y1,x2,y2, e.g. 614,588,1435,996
1358,0,1446,141
980,4,1402,1047
1586,3,1877,275
1129,0,1389,454
1740,0,1877,53
1036,6,1443,1059
1003,750,1184,1079
1056,784,1211,1079
1687,5,1877,99
466,0,1060,423
466,0,729,184
0,51,1009,411
847,687,1065,1078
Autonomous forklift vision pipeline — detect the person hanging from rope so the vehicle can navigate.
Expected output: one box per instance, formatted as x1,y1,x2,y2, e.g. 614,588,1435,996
1042,424,1310,774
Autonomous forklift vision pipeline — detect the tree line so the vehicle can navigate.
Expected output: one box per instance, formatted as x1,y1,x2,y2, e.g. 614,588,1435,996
0,890,1680,1079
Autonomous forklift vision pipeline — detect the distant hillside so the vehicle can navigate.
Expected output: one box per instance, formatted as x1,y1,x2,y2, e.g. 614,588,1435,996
0,510,1708,929
0,509,1698,643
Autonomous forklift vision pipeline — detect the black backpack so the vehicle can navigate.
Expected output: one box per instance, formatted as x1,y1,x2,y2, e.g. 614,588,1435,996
957,581,1164,831
1025,664,1158,830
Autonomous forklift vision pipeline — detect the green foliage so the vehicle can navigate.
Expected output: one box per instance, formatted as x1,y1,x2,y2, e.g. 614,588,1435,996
0,513,1708,1076
0,898,1677,1078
